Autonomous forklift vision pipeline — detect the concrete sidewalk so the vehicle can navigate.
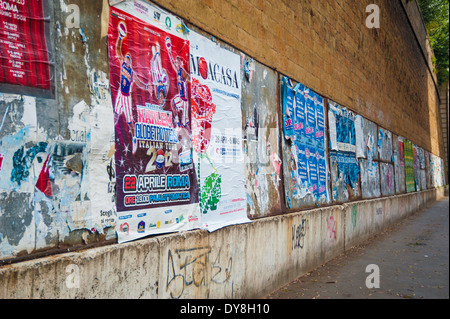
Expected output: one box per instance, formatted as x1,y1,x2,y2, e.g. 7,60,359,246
266,197,449,299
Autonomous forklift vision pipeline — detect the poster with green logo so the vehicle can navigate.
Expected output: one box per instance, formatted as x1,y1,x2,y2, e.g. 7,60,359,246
190,31,250,232
404,139,416,193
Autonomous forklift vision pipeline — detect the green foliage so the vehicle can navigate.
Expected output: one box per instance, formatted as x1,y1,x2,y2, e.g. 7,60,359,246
417,0,449,85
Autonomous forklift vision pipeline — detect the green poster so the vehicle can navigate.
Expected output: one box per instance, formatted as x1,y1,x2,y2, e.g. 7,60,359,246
404,139,416,193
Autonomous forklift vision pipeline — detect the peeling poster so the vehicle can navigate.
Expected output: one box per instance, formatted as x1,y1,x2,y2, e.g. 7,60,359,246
108,3,200,243
190,31,250,232
393,135,405,194
328,100,360,202
241,56,282,218
281,76,330,208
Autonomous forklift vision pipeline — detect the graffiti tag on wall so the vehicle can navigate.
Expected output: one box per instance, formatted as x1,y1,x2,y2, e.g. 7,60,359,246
165,246,234,299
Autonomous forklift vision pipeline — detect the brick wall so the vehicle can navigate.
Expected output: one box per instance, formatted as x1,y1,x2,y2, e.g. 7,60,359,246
439,82,449,184
151,0,444,158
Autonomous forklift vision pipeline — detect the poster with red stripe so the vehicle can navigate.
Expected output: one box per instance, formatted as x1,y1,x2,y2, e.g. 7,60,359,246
108,3,199,243
0,0,52,95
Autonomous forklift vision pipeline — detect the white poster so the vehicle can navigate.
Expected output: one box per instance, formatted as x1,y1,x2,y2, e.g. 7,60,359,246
189,31,250,232
355,115,365,158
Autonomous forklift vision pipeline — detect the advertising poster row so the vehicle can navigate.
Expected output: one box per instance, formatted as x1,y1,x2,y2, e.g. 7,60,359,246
108,1,249,243
108,0,446,243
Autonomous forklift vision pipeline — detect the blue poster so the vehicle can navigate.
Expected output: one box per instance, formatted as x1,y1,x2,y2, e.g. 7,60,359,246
306,146,318,196
283,76,329,205
295,141,309,189
341,108,349,145
317,149,327,199
336,151,347,183
348,111,356,149
305,90,316,147
346,152,360,187
315,94,325,150
293,83,306,144
335,109,343,146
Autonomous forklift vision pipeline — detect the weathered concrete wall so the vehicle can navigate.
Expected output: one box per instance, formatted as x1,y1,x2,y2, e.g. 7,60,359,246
0,187,445,299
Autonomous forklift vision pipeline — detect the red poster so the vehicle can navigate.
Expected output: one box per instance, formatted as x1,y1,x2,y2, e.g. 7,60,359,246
108,6,198,241
0,0,51,92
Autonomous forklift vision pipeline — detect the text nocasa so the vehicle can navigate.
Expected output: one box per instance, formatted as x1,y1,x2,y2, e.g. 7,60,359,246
190,54,239,89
